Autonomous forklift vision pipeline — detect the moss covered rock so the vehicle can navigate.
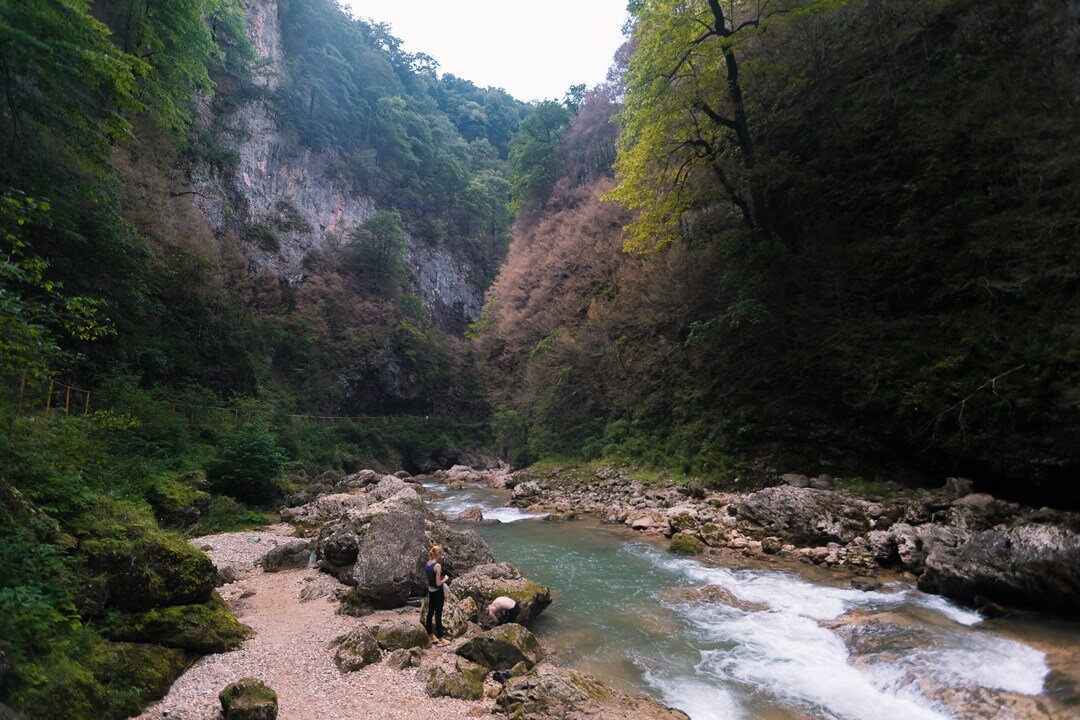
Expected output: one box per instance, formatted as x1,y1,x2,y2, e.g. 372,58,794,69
333,627,382,672
451,563,552,625
99,594,251,652
76,501,216,611
669,533,705,555
219,678,278,720
423,658,488,700
372,622,430,651
456,624,543,671
145,474,211,528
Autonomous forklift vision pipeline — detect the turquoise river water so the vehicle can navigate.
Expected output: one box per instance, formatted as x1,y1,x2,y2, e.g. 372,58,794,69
423,481,1080,720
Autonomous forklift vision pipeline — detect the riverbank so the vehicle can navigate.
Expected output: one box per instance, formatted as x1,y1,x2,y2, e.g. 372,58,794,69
136,472,689,720
490,462,1080,616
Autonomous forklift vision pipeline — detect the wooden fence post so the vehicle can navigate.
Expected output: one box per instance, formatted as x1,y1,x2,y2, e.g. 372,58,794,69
84,391,91,415
44,380,54,417
64,386,71,415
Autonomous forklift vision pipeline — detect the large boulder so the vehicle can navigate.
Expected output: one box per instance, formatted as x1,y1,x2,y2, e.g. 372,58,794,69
424,521,496,577
98,595,250,653
918,523,1080,613
79,523,216,611
498,664,690,720
219,678,278,720
728,487,872,545
314,490,431,609
423,658,488,700
456,624,543,671
451,563,552,625
334,627,382,672
258,540,310,572
349,497,428,608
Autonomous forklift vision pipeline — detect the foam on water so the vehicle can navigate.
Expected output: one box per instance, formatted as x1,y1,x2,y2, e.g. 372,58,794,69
626,543,1048,720
428,487,547,523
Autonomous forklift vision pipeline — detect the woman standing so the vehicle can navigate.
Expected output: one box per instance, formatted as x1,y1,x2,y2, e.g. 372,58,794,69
424,545,450,646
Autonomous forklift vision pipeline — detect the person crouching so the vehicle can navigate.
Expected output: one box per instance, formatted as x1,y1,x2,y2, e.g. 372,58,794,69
484,596,520,625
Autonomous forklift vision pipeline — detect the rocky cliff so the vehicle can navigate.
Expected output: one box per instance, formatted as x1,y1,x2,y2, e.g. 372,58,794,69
189,0,482,331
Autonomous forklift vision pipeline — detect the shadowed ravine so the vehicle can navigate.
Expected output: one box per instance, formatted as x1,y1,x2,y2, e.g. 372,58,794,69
424,481,1080,720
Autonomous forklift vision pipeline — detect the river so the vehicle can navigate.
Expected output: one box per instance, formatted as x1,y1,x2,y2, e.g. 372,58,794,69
424,480,1080,720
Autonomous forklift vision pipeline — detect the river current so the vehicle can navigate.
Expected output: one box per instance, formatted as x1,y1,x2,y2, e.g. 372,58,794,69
423,481,1080,720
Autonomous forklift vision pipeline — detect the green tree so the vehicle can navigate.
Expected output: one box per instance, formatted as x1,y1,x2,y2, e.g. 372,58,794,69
508,100,572,211
347,209,408,294
0,191,113,378
205,422,288,503
611,0,840,251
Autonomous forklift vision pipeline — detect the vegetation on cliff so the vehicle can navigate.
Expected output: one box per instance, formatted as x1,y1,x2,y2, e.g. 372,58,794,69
479,0,1080,504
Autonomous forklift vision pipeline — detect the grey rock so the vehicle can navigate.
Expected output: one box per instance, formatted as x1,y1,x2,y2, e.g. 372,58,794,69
334,628,382,672
258,540,310,572
919,523,1080,613
729,487,872,545
456,624,544,671
761,536,783,555
423,658,487,700
497,664,689,720
383,647,423,669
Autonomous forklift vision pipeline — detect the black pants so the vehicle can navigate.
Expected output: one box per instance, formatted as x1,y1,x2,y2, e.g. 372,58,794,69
425,587,445,637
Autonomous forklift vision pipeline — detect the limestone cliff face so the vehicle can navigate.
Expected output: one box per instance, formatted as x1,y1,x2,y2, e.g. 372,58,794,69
189,0,482,329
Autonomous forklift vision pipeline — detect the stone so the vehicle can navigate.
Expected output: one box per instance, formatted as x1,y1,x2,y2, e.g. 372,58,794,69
661,585,768,612
668,533,705,555
761,536,783,554
918,523,1080,613
334,627,383,671
511,482,543,505
451,563,552,625
424,658,488,700
219,678,278,720
280,493,369,525
851,577,882,592
258,539,310,572
425,521,497,577
942,477,975,499
456,624,544,671
384,646,423,669
952,493,995,509
373,622,430,650
497,664,689,720
626,512,665,533
457,507,485,522
779,473,811,488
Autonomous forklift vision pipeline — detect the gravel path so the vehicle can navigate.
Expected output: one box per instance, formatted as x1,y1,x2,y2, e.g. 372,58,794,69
135,528,500,720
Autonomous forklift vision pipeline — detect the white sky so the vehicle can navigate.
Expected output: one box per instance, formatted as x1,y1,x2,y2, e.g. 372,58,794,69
343,1,629,102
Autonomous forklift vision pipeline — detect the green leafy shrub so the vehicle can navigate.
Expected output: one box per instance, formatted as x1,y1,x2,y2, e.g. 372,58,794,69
205,421,288,504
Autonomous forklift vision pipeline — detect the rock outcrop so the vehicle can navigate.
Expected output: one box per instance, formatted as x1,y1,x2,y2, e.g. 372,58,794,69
918,522,1080,611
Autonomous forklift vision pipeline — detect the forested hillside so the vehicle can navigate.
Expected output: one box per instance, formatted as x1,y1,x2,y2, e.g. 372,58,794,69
479,0,1080,505
0,1,520,716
